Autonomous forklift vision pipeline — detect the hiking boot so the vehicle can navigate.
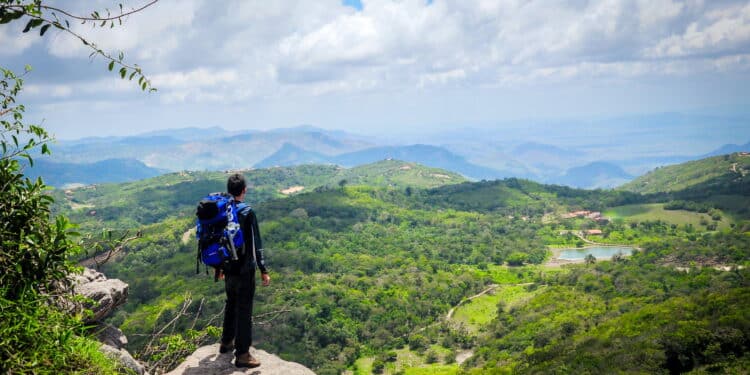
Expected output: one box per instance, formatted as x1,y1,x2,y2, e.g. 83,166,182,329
235,352,261,368
219,340,234,354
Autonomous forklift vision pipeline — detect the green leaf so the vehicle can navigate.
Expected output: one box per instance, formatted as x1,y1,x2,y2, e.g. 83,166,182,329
41,144,50,155
22,18,43,33
119,67,127,79
39,24,50,36
0,10,24,25
108,61,115,71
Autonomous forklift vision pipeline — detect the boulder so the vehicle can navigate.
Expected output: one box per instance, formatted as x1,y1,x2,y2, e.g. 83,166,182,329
165,344,315,375
71,268,129,323
94,322,128,349
100,344,148,375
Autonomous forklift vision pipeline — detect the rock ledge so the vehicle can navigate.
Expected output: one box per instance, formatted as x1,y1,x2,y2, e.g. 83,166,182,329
165,344,315,375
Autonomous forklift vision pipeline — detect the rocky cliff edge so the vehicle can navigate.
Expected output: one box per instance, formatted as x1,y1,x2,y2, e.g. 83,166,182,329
165,344,315,375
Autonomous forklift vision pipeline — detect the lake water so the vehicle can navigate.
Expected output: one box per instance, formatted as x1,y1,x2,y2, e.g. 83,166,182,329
558,246,634,260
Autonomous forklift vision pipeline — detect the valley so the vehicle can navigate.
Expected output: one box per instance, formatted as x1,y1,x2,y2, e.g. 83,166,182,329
52,155,750,374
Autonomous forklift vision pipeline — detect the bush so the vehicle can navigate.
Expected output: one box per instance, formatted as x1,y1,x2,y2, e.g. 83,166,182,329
425,349,438,364
0,288,119,374
372,358,385,374
0,67,116,374
408,334,429,352
507,252,528,266
1,67,80,300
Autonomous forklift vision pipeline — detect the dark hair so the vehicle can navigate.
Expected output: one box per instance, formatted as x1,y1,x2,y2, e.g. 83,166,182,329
227,173,246,197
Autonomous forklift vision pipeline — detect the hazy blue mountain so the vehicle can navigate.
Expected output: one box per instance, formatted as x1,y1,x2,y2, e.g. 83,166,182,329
551,161,634,189
45,127,374,171
138,126,235,141
51,135,183,164
331,144,508,180
255,143,332,168
512,142,581,156
24,158,165,188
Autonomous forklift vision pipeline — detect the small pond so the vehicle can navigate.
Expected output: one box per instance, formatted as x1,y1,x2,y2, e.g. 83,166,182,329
558,246,635,261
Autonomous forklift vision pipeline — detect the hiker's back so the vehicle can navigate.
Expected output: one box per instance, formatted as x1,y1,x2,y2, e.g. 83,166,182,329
195,193,246,278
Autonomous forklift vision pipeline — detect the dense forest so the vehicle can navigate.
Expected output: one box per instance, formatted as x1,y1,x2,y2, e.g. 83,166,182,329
51,157,750,374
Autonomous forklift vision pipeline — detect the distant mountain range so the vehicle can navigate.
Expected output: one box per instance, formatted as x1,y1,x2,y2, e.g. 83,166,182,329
24,158,165,188
37,122,750,190
255,143,332,167
257,143,511,180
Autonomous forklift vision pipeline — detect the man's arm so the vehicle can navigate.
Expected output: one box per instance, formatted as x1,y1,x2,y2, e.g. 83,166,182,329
246,208,270,286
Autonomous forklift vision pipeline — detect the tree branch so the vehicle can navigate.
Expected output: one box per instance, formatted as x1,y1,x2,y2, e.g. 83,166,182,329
41,0,159,22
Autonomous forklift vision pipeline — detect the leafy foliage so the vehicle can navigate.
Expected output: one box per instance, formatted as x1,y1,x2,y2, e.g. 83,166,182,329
0,288,122,374
0,66,122,373
0,66,78,300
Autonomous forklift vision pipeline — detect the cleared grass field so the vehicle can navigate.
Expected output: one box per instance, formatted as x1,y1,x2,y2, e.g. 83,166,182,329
604,203,732,230
451,284,540,334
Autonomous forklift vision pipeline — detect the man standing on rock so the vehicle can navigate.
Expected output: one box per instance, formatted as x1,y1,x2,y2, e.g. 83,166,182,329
220,173,271,368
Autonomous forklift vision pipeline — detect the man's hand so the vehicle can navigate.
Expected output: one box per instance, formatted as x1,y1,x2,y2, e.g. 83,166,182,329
261,272,271,286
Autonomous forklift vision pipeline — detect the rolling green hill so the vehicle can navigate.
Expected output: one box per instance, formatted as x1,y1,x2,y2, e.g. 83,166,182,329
56,162,750,375
52,160,466,232
620,153,750,194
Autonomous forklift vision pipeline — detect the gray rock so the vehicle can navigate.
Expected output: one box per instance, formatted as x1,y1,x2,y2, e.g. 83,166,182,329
100,344,148,375
94,322,128,349
71,268,129,323
165,344,315,375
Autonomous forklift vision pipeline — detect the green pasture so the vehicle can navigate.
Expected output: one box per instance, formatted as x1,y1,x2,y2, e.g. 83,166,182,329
604,203,732,230
451,284,540,334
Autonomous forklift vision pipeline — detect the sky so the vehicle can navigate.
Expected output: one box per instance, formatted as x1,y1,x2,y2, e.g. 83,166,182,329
2,0,750,141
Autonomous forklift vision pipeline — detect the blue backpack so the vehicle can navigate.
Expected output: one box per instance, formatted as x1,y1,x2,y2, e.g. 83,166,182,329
195,193,246,278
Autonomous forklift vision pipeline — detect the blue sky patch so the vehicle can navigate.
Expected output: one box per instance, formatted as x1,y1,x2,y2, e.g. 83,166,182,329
342,0,362,10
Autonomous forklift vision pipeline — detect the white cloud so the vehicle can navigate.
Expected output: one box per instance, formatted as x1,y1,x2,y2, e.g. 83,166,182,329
12,0,750,103
645,2,750,58
151,68,238,89
0,24,39,56
45,0,198,64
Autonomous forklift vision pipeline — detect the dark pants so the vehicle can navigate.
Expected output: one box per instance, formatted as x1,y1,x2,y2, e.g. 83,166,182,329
222,266,256,355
